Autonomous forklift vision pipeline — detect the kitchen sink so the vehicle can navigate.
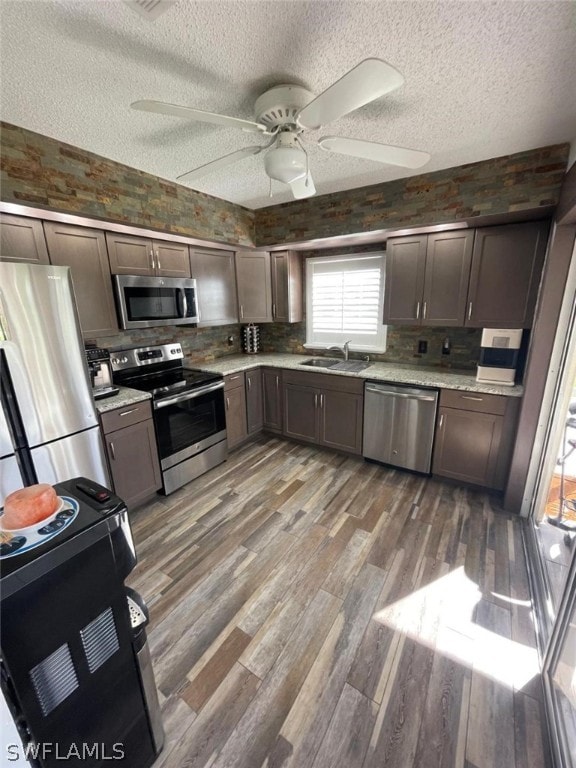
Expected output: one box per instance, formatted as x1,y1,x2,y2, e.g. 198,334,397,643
300,358,340,368
300,358,371,372
329,361,372,372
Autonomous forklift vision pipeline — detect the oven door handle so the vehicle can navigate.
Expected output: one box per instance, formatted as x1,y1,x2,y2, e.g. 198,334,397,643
177,288,188,319
154,380,224,409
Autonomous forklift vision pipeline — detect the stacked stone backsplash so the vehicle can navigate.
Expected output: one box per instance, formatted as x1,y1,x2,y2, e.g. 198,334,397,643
260,322,482,370
89,324,243,366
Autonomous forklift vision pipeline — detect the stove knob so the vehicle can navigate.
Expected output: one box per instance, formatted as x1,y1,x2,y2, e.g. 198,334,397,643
111,357,119,365
121,356,128,364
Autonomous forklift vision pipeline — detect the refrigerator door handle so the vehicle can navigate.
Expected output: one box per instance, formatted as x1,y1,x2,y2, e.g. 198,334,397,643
0,341,43,447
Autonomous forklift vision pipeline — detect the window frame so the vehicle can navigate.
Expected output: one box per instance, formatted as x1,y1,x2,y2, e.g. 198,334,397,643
304,251,387,353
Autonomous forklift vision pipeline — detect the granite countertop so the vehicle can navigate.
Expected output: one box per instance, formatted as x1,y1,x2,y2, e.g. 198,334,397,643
94,386,152,414
193,353,523,397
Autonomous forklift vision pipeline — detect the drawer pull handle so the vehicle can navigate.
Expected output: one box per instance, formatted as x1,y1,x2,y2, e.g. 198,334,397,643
226,396,230,410
439,414,444,429
156,250,161,271
150,249,155,270
240,305,244,320
110,441,116,460
247,377,251,390
461,395,483,401
422,301,427,319
415,301,420,320
468,302,473,320
320,394,324,408
229,375,240,380
119,408,138,416
314,393,318,408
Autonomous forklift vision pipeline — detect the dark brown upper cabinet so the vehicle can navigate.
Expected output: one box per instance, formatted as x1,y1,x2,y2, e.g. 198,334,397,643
465,222,548,328
383,231,474,326
106,232,191,278
0,214,49,264
190,247,238,326
235,251,273,323
271,250,303,323
43,222,118,337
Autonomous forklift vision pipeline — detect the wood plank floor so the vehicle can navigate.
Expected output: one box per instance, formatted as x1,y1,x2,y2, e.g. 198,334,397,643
127,435,552,768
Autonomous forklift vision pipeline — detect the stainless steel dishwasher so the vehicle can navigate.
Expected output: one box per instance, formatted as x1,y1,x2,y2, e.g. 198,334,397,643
363,382,439,473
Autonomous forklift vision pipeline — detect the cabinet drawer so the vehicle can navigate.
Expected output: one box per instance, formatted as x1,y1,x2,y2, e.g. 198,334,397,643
439,389,508,415
282,369,364,395
224,373,246,391
100,399,153,433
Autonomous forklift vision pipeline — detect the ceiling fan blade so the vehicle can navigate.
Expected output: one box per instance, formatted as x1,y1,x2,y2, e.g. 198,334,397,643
131,100,267,134
318,136,430,169
289,172,316,199
297,59,404,130
177,146,263,182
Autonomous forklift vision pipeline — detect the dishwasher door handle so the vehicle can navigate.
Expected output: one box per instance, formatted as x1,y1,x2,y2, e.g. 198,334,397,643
365,386,436,402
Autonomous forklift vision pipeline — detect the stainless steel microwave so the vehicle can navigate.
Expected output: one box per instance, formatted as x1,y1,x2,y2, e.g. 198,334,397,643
114,275,198,329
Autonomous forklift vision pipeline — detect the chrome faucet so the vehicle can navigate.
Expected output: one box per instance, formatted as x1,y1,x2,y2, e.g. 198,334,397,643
328,340,352,361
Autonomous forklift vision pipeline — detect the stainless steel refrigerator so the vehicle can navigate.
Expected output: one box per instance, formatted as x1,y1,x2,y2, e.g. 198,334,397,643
0,262,109,505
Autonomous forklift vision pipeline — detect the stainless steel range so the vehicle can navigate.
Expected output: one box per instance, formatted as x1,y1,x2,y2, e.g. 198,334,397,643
111,344,227,494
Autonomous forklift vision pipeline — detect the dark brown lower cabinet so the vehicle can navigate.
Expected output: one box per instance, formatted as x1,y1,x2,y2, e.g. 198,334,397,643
262,368,283,432
224,374,248,449
100,401,161,508
432,389,520,490
282,370,364,455
245,369,263,434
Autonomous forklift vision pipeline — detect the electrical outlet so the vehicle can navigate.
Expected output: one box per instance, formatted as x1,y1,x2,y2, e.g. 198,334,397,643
227,335,234,346
418,340,427,354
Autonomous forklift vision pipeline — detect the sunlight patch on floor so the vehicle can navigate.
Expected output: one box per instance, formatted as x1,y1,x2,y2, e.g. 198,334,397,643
373,566,539,690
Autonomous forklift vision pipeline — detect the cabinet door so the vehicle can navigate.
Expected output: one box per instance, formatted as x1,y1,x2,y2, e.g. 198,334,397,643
383,235,427,325
190,248,238,325
466,222,548,328
235,251,273,323
106,233,154,275
271,251,303,323
433,407,503,488
106,419,161,508
0,214,49,264
283,383,319,443
262,368,282,432
246,369,263,434
422,230,474,326
225,382,248,449
154,240,191,278
43,223,118,337
319,390,363,454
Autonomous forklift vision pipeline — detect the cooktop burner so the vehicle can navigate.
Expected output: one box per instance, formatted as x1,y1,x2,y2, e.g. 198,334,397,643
116,367,222,400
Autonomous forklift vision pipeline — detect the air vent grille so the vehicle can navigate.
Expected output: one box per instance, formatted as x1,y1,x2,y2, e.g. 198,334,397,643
124,0,176,21
80,607,119,674
30,644,79,717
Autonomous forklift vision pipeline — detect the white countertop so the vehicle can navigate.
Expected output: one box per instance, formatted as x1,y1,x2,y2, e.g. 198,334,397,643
192,353,523,397
94,386,152,414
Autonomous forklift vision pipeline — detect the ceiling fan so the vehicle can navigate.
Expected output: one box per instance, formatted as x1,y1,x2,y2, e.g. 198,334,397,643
131,58,430,200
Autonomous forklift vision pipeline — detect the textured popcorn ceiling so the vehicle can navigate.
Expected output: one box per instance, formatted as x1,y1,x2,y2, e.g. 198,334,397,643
0,0,574,210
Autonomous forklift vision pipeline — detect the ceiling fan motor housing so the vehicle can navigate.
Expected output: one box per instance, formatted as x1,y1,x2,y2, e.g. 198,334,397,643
254,85,314,130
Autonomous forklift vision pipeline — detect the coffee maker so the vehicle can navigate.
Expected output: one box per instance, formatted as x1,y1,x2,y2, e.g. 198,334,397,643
85,346,119,399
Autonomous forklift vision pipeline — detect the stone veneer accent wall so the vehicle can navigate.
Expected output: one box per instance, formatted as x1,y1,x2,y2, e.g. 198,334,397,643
254,144,569,245
0,122,255,246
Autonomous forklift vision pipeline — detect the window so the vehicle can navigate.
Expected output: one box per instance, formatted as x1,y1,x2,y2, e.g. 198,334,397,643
305,252,387,352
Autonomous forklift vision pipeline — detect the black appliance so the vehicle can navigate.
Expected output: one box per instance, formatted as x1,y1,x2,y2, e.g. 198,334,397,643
111,343,227,494
0,478,164,767
84,346,119,400
114,275,198,330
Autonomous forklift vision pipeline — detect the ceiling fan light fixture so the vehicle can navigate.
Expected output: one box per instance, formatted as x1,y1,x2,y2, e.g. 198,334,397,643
264,133,307,184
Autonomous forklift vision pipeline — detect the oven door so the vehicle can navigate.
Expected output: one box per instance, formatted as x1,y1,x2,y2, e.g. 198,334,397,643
153,381,226,471
114,275,198,329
